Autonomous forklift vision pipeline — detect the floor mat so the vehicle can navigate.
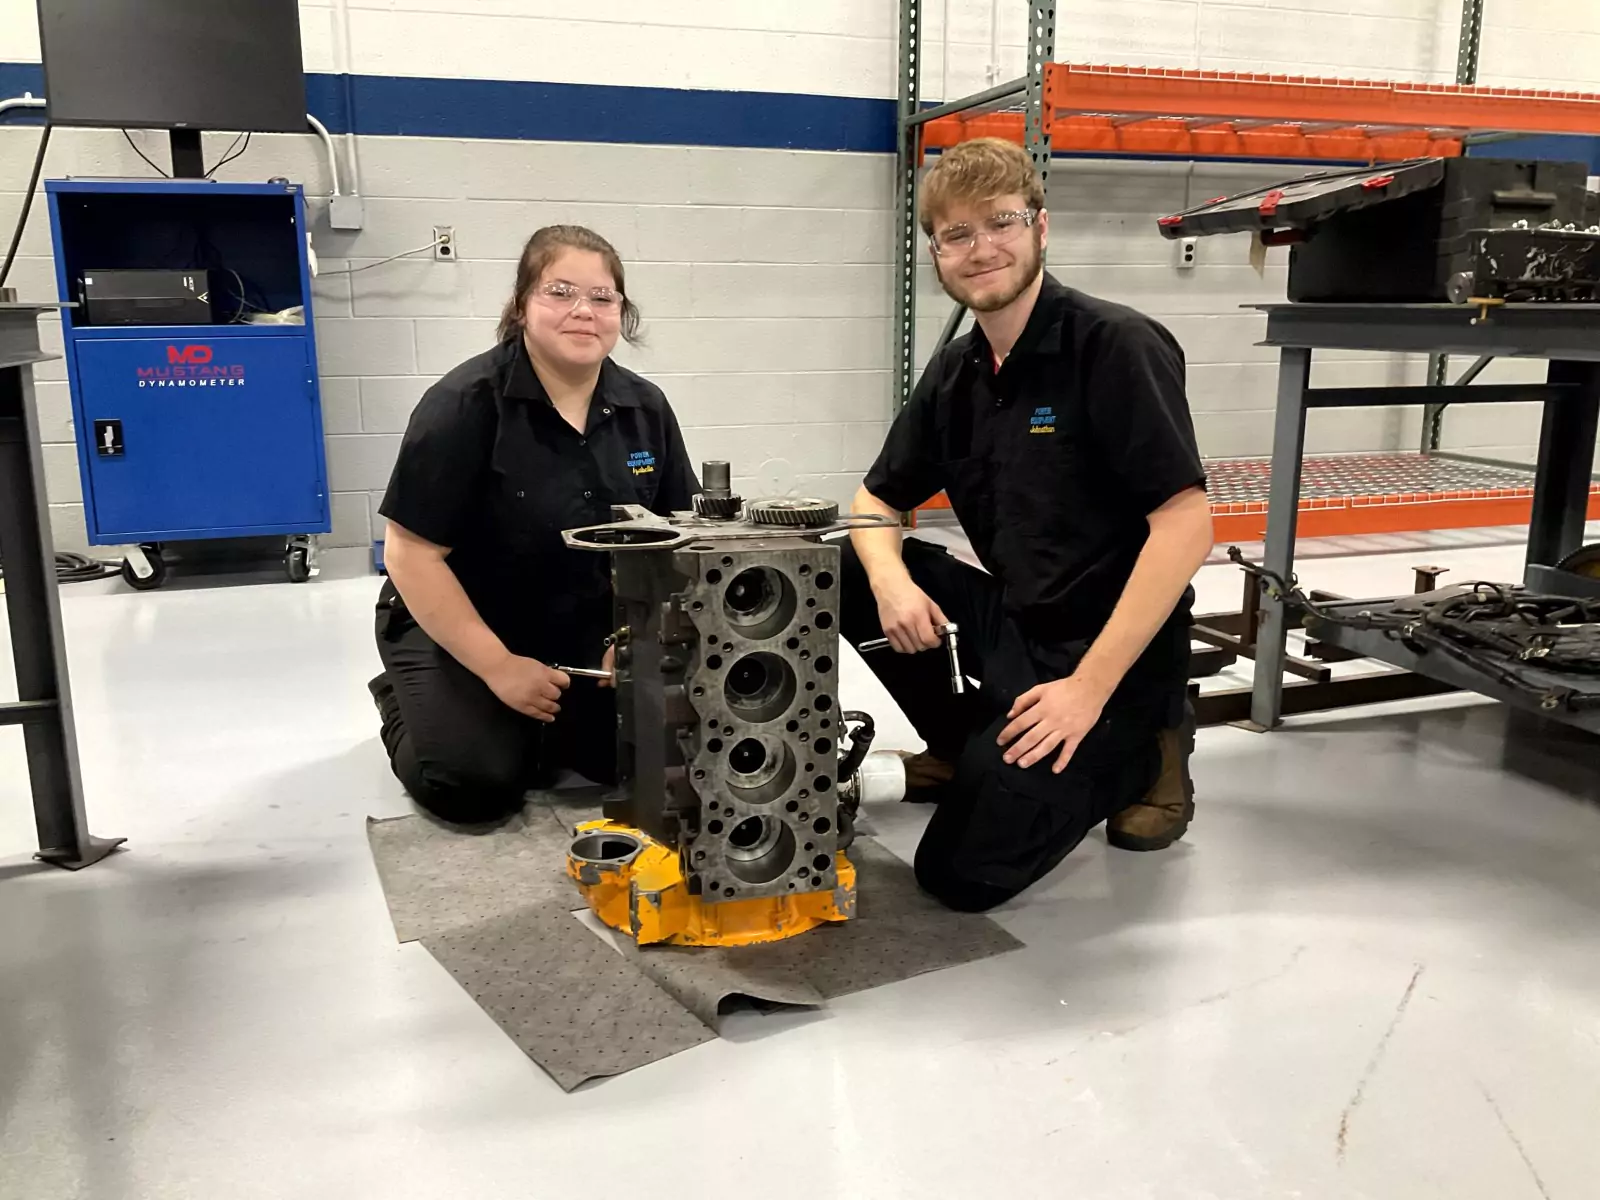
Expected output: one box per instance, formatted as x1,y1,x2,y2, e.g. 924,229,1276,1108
366,806,574,943
425,901,715,1091
366,798,1022,1089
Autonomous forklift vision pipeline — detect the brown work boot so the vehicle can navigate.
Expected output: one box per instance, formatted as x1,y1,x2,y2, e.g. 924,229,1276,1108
1106,704,1196,852
896,750,956,803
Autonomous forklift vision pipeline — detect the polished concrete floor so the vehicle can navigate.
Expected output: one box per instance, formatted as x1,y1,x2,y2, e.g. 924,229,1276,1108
3,532,1599,1200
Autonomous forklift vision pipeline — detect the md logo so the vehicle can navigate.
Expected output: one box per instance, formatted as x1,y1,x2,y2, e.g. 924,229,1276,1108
167,344,213,364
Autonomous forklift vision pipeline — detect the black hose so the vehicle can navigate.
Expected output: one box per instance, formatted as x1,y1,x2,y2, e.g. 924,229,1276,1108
838,711,876,781
0,123,51,289
1228,546,1600,711
53,551,117,583
0,551,117,584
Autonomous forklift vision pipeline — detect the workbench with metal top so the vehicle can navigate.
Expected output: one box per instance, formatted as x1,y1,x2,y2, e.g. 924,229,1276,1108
1247,301,1600,732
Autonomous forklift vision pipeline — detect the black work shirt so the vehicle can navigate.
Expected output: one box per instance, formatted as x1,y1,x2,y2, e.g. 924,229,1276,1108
379,338,699,660
864,273,1205,684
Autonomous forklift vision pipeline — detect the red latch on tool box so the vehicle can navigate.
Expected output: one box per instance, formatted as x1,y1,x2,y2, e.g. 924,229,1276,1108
1361,174,1396,190
1258,189,1286,217
1158,215,1184,227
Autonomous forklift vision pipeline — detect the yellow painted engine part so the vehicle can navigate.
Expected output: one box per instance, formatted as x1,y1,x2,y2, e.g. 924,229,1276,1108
1557,543,1600,579
566,819,856,947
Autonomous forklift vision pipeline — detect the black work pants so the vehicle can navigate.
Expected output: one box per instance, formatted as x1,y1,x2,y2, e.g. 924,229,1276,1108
840,538,1182,912
372,583,616,825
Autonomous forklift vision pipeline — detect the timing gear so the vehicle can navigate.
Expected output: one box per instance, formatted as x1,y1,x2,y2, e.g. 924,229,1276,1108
692,492,743,519
747,497,840,528
1557,543,1600,579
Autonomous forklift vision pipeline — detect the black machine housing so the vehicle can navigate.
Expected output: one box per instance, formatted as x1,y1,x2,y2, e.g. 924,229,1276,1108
78,268,222,326
1158,156,1594,303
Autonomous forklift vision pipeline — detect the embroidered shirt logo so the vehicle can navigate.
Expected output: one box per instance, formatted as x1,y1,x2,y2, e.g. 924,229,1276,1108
628,449,657,476
1028,405,1056,435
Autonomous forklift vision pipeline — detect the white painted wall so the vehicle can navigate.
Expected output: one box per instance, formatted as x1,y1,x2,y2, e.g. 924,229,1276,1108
1,0,1598,552
8,2,1593,107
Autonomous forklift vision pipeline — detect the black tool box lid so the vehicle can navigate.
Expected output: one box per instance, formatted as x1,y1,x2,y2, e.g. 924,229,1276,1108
1156,157,1446,239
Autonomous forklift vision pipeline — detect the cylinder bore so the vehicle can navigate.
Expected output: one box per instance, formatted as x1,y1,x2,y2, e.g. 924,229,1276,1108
722,815,798,886
723,652,798,723
729,737,766,775
725,735,798,805
573,526,679,547
722,566,798,640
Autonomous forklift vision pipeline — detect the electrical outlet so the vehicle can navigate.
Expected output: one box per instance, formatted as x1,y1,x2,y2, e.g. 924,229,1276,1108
433,226,456,261
1176,236,1198,270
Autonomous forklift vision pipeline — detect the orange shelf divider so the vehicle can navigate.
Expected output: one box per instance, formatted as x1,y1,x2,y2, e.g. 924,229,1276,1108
922,63,1600,163
916,481,1600,543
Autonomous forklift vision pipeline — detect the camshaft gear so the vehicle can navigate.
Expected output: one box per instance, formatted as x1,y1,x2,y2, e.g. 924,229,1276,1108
692,492,743,519
1557,543,1600,580
747,497,840,528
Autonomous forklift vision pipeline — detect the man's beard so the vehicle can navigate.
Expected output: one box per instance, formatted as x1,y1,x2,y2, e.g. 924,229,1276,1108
939,234,1043,313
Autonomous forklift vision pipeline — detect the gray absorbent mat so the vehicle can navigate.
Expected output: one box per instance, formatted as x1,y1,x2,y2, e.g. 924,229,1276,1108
367,799,1021,1090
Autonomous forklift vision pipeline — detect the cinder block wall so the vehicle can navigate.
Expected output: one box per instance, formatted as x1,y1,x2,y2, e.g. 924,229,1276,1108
2,0,1597,554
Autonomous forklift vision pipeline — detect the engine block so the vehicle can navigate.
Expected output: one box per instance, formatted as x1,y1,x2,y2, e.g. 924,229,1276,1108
608,532,846,901
560,468,904,945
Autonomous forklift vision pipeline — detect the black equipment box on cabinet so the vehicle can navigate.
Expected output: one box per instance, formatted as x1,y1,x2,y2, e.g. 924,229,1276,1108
1157,157,1593,303
79,268,221,326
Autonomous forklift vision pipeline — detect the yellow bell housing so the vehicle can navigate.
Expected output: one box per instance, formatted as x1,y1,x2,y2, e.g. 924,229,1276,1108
567,820,856,947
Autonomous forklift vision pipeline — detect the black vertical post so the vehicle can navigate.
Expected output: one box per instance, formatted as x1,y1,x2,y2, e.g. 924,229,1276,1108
1526,360,1600,573
0,304,123,868
1422,0,1486,453
1249,346,1313,731
168,129,205,179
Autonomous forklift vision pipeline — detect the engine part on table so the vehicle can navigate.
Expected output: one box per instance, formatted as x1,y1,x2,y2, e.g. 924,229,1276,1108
859,621,966,695
1228,547,1600,713
1156,157,1591,303
1444,223,1600,304
747,497,841,528
691,458,743,520
559,465,901,946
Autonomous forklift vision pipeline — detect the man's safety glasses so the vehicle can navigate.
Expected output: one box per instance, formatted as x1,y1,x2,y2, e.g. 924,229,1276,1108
929,209,1039,259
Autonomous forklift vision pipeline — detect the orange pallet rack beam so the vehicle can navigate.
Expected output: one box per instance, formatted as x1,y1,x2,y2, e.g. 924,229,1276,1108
921,63,1600,162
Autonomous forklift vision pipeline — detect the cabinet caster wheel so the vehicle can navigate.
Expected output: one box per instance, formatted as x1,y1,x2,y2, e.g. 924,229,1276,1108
121,545,167,591
285,546,312,583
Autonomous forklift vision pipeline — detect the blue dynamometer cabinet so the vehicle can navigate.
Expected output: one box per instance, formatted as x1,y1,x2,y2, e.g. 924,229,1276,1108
45,179,331,587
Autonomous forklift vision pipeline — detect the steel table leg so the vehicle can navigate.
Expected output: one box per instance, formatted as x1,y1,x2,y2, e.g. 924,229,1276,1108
1248,347,1313,730
1526,359,1600,576
0,354,123,869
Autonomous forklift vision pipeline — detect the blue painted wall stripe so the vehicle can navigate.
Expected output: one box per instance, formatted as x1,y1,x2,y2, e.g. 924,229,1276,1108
1467,134,1600,173
0,62,896,153
349,75,895,151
